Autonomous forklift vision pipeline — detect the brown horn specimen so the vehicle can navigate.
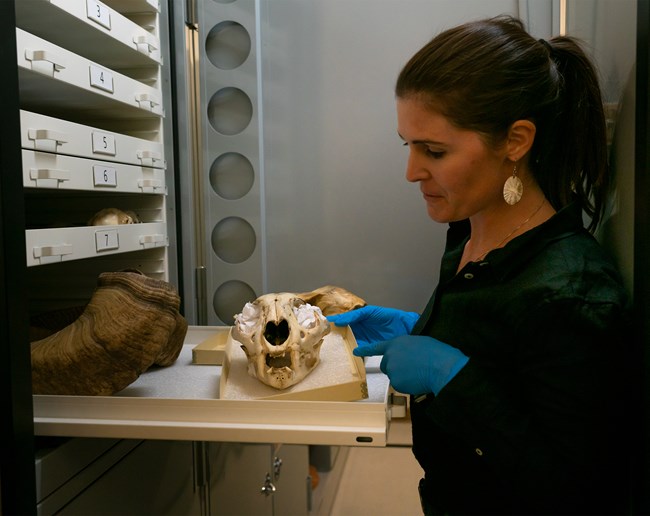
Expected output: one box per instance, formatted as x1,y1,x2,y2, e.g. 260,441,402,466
31,271,188,396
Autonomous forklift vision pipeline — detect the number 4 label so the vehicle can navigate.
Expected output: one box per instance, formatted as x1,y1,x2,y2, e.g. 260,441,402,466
89,65,114,93
86,0,111,30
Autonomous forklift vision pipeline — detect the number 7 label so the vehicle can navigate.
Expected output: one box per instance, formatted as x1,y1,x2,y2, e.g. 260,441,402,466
95,229,119,252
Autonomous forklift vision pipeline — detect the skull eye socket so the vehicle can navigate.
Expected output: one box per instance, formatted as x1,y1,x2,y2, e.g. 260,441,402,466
264,320,289,346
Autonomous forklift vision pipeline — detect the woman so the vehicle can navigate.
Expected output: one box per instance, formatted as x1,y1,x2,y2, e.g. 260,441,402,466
329,16,636,515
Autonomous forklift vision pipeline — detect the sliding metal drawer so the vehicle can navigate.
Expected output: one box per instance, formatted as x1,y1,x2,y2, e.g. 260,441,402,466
26,222,167,266
17,28,164,119
22,150,165,193
33,330,392,447
20,111,165,169
15,0,162,68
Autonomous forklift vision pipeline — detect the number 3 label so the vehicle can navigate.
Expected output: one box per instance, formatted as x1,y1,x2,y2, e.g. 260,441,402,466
86,0,111,30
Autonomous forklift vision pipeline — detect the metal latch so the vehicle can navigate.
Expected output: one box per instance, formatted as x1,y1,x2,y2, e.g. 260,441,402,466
260,473,276,496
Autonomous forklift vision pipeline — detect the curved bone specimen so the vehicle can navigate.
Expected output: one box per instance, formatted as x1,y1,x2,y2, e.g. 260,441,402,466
297,285,367,316
88,208,140,225
232,293,331,389
31,270,187,396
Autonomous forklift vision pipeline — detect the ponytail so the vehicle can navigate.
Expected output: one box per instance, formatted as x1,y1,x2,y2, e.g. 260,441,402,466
533,37,608,231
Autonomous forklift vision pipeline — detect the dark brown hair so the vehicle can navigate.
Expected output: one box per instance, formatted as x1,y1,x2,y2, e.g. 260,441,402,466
395,15,608,231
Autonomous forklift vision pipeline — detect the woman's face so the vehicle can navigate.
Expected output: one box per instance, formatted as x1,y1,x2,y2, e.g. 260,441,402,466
396,96,509,223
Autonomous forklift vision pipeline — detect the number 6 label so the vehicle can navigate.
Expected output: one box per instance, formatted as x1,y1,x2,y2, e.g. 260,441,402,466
93,165,117,187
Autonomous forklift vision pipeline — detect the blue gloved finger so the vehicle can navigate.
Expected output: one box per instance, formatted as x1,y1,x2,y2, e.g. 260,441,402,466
326,313,349,327
354,338,370,348
380,355,390,377
352,340,388,357
326,306,375,326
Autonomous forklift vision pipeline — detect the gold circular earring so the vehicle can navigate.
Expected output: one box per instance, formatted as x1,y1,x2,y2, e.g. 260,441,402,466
503,163,523,205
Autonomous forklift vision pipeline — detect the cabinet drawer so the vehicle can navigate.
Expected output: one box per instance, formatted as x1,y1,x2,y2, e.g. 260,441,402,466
26,222,167,266
17,28,164,119
102,0,160,14
23,150,165,193
33,338,392,446
21,111,165,169
15,0,162,68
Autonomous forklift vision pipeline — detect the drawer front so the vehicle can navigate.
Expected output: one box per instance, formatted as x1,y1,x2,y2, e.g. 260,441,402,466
26,222,168,266
23,150,165,193
21,110,165,169
17,28,164,117
15,0,161,67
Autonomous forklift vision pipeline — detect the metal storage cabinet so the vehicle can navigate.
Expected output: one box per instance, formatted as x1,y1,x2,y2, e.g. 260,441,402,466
50,440,202,515
11,2,389,514
208,443,310,515
15,0,176,294
0,1,36,511
35,439,312,515
14,1,182,513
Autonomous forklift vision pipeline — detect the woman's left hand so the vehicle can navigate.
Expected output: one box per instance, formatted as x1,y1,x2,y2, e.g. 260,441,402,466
353,335,469,396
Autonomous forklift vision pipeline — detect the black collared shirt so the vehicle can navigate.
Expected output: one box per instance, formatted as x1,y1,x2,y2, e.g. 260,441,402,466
411,203,636,515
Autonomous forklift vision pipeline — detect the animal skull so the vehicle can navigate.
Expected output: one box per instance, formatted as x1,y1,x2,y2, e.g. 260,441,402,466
88,208,140,226
231,293,330,389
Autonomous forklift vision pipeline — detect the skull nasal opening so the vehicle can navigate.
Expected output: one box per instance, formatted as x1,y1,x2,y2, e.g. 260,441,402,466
264,320,289,346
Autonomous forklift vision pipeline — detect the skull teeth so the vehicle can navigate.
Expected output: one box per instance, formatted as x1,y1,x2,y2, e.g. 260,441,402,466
266,354,292,369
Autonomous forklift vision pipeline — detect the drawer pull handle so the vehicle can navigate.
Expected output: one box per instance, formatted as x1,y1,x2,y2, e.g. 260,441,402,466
137,150,163,167
33,244,73,259
133,34,159,55
28,129,67,152
138,178,163,189
135,93,160,111
24,49,65,76
29,168,70,182
139,234,165,245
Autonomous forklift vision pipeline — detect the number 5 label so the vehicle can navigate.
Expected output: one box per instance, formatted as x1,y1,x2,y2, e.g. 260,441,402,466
86,0,111,30
91,132,116,155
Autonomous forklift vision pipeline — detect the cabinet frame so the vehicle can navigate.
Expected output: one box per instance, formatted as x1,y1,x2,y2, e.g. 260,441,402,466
0,2,37,514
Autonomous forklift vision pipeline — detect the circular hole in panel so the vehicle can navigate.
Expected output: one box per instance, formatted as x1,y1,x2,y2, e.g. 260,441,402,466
206,21,251,70
213,280,257,323
208,87,253,135
211,216,256,263
210,152,255,200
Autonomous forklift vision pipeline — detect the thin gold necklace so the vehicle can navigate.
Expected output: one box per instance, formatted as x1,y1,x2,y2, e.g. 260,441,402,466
468,199,546,263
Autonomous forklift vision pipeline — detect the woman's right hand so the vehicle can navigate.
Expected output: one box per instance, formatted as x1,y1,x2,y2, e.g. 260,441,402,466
326,305,420,347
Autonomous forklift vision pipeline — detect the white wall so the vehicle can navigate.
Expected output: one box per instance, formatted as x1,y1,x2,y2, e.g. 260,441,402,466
260,0,535,310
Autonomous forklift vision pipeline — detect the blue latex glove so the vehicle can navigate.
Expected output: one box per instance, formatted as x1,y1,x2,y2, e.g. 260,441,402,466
353,335,469,396
327,305,420,347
